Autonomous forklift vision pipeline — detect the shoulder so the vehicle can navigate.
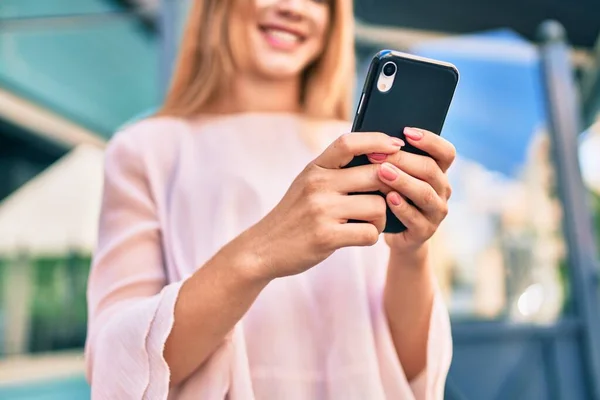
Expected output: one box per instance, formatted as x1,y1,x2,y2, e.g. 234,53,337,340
108,116,189,152
325,118,352,134
106,116,190,160
104,116,190,177
309,117,351,132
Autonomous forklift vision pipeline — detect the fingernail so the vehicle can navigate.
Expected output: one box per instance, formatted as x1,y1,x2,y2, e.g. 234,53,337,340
368,153,387,161
390,137,405,147
404,127,423,140
389,192,402,206
380,163,398,181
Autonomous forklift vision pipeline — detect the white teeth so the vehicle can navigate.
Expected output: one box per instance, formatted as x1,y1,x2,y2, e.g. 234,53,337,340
266,29,299,43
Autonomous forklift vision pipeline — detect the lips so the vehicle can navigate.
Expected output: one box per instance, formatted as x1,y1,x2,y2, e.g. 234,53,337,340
264,28,301,43
258,24,306,48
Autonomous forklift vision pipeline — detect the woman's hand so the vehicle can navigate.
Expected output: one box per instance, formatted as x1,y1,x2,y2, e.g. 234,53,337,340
244,131,404,281
368,127,456,256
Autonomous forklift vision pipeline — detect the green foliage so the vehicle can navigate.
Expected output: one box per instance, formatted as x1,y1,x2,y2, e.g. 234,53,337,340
592,191,600,253
28,253,91,352
0,253,91,354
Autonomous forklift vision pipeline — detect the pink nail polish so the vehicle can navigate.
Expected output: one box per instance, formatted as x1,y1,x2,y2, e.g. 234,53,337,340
390,137,405,147
389,192,402,206
369,153,387,161
404,127,423,140
380,163,398,181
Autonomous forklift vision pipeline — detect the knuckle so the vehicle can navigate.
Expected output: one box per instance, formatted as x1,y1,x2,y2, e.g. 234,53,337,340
369,163,380,176
422,188,438,207
314,225,335,249
404,205,418,222
445,182,453,200
374,195,387,213
375,217,386,234
403,210,419,228
414,220,434,239
304,163,319,174
385,152,401,167
361,226,380,246
375,131,391,142
440,202,449,218
369,165,386,190
336,134,354,154
423,225,437,239
369,227,380,245
422,158,439,182
306,193,329,216
303,170,328,193
447,143,457,162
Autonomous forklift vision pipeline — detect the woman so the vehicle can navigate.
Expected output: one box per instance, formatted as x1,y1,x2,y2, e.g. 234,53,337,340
85,0,456,399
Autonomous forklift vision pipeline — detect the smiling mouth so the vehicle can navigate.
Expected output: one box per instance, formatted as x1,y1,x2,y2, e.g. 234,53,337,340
258,25,306,49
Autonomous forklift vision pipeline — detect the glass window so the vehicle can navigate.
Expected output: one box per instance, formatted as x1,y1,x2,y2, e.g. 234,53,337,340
1,0,123,19
0,1,159,137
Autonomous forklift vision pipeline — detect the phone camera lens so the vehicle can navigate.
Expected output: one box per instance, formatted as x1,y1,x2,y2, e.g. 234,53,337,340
383,62,397,77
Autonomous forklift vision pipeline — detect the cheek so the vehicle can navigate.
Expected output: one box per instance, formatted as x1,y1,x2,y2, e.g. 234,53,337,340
228,12,254,69
311,11,330,52
254,0,277,7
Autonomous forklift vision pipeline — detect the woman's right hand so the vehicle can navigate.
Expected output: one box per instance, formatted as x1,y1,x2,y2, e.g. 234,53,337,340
241,131,404,280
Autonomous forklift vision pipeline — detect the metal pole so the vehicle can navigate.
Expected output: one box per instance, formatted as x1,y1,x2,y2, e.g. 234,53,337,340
581,32,600,127
538,20,600,400
159,0,179,96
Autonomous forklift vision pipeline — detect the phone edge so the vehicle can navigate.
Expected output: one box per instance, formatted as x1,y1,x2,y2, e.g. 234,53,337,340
375,49,460,83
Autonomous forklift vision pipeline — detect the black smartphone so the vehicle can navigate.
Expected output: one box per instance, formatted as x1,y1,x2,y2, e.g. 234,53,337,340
346,49,459,234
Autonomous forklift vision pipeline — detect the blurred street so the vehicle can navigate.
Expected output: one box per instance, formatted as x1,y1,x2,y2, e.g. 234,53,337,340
1,0,599,399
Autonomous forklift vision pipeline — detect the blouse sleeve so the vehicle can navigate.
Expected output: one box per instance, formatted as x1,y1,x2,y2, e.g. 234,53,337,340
368,242,453,400
407,292,453,400
84,130,183,399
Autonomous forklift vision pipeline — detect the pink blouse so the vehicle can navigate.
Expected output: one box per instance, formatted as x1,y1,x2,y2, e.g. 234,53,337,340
85,114,452,399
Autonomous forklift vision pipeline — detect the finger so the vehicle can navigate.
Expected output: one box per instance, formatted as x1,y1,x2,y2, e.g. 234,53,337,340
403,127,456,172
378,162,447,221
327,164,388,194
370,151,450,199
314,132,404,170
387,192,435,238
332,222,381,248
334,195,387,232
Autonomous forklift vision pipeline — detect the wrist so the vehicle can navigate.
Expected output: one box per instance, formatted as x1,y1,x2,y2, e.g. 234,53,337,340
385,242,435,304
224,226,277,285
388,242,430,269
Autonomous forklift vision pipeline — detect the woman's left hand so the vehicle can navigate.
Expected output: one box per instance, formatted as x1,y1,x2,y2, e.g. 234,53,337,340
367,127,456,256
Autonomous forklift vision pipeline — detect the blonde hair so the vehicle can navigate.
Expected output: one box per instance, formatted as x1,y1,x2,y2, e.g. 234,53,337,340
158,0,355,121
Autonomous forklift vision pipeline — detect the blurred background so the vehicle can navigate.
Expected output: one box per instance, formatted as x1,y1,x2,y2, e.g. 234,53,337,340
1,0,600,399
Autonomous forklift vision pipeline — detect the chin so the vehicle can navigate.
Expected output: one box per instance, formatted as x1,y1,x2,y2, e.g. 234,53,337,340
248,26,322,81
256,58,308,80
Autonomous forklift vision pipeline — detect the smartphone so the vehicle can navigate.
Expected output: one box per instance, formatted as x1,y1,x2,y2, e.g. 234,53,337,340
346,50,459,234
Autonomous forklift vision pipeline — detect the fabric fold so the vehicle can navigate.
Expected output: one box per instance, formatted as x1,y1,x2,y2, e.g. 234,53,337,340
86,281,182,399
372,286,452,400
419,292,453,400
146,281,186,398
